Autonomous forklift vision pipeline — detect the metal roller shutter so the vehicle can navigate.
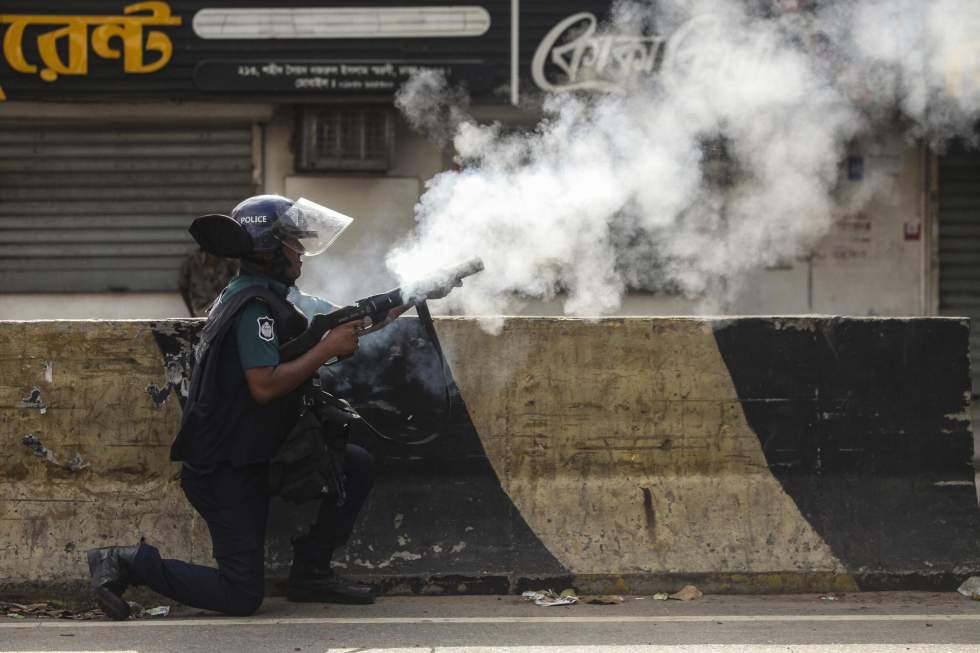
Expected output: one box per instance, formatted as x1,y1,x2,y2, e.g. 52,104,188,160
0,123,255,292
938,140,980,395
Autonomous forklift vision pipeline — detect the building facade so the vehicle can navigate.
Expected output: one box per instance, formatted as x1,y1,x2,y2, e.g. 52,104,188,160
0,1,971,383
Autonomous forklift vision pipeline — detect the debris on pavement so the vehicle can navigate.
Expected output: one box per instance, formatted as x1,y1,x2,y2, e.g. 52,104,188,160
586,595,625,605
957,576,980,599
652,592,670,600
521,589,579,607
819,594,840,601
669,585,703,601
1,600,102,620
1,599,180,621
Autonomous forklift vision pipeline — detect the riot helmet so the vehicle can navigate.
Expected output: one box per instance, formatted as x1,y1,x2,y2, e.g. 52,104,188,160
189,194,353,285
231,194,352,256
189,195,353,259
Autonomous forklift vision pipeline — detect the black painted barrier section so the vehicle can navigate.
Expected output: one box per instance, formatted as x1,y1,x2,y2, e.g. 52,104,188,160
712,317,979,589
154,318,568,594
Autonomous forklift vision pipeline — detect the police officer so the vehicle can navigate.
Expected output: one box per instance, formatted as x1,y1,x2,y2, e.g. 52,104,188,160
87,195,394,619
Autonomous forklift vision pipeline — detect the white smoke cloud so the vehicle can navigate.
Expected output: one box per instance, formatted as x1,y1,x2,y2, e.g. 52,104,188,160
387,0,980,321
394,68,472,145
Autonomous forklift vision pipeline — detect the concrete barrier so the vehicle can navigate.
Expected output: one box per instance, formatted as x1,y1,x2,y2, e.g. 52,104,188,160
0,316,976,600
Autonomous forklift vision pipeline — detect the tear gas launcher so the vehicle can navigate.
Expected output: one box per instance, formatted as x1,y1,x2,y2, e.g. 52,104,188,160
279,257,484,362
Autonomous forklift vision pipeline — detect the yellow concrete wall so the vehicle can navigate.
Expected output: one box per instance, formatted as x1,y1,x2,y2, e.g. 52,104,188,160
6,317,968,594
0,320,213,591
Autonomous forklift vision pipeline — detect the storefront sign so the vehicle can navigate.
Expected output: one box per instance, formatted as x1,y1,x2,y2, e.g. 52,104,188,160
194,60,483,94
0,1,182,101
0,2,633,103
191,6,492,40
531,12,663,93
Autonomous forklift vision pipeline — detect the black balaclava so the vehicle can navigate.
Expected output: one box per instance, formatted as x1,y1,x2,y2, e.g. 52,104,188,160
239,246,295,286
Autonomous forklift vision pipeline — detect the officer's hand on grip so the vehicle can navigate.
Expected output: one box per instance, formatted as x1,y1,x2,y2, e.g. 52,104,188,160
320,320,363,361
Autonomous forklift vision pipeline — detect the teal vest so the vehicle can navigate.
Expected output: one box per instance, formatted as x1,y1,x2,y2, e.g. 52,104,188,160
170,284,308,470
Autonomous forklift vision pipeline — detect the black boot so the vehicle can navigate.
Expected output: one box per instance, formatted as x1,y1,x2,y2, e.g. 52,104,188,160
86,544,141,620
287,536,375,604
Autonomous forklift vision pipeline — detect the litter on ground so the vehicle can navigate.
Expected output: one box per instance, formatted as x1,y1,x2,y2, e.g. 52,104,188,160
521,589,579,607
1,600,102,620
669,585,703,601
957,576,980,599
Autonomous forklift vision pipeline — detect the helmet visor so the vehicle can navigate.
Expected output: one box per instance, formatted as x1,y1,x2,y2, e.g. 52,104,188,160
277,198,353,256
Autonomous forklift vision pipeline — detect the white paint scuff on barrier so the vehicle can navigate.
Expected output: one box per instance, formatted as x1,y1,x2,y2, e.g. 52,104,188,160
21,434,89,472
19,387,47,414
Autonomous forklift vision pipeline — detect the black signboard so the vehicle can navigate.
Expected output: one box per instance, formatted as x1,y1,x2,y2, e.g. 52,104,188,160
0,1,617,103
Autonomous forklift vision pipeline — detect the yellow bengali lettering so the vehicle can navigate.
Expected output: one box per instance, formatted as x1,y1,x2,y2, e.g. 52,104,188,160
92,2,181,74
0,2,182,101
36,17,89,81
3,17,37,74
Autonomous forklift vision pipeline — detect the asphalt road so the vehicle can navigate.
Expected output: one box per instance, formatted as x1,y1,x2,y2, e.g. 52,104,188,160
1,593,979,653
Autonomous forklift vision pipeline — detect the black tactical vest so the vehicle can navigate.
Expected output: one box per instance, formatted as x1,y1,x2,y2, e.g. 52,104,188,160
170,283,309,470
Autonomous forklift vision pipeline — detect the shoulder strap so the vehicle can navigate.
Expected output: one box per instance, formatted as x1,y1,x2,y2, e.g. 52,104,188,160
196,285,289,362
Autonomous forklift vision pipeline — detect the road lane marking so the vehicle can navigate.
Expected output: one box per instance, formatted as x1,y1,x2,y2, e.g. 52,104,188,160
1,613,980,629
320,648,980,653
3,648,978,653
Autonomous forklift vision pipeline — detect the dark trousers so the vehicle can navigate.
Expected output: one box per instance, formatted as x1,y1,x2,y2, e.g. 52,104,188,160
129,444,374,616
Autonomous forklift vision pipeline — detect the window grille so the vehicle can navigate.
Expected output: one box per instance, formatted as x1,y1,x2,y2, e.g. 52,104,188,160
298,106,393,172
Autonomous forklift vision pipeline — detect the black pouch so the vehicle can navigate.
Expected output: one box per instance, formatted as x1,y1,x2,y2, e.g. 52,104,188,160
307,389,358,447
268,393,353,505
